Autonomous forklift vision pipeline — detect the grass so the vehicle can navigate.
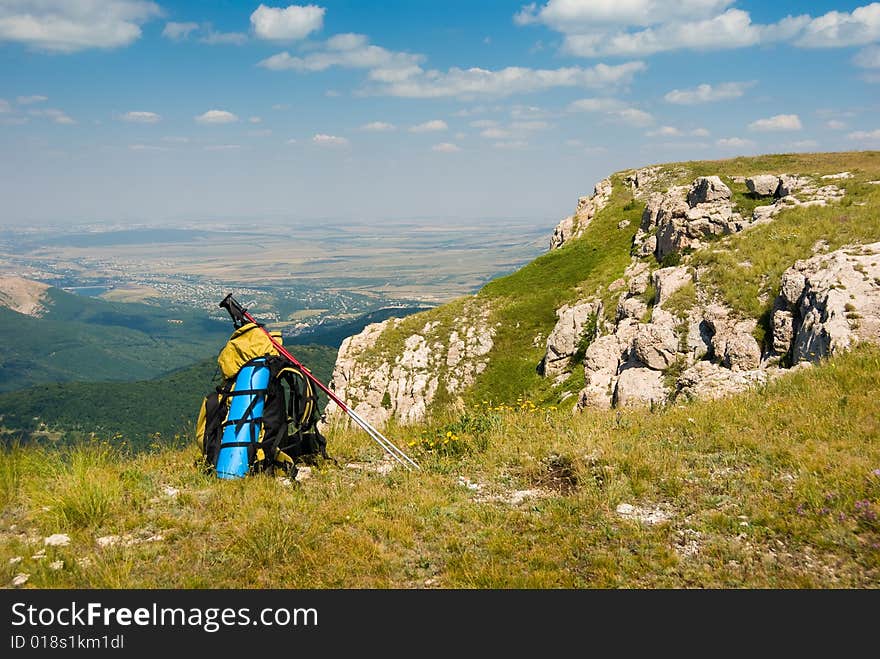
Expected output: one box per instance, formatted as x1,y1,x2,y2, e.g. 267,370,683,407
2,345,878,588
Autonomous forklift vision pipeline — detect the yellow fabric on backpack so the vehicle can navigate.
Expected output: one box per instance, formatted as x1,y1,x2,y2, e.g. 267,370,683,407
217,322,284,380
195,397,208,451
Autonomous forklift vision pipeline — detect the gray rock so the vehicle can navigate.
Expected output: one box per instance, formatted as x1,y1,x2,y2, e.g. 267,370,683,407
746,175,781,197
577,335,627,410
676,361,772,401
655,180,741,260
542,300,602,378
550,177,613,250
613,362,667,408
632,323,679,370
777,174,808,197
773,243,880,364
687,176,732,206
616,295,648,322
653,266,692,305
327,302,495,427
722,330,762,371
772,310,794,356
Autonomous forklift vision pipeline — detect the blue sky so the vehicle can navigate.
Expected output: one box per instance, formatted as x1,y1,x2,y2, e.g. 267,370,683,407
1,1,878,226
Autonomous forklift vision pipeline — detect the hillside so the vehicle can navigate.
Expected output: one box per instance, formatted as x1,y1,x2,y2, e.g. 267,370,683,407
2,151,878,590
0,344,338,451
325,151,880,426
0,283,229,392
1,344,877,588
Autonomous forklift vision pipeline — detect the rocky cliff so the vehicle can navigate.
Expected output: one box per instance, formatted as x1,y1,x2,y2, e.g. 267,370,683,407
327,153,880,426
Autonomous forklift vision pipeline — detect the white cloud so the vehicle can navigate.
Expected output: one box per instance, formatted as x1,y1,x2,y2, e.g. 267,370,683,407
248,129,273,137
361,121,396,132
717,137,755,148
493,140,528,150
847,128,880,140
409,119,448,133
0,98,10,113
162,21,198,41
567,97,652,126
200,30,247,46
646,126,711,138
29,108,75,124
373,61,646,98
567,97,626,112
204,144,242,151
826,120,847,130
286,138,298,145
612,107,653,126
854,44,880,68
312,133,349,146
748,114,802,132
517,2,880,59
161,136,190,143
16,95,48,105
476,118,551,141
664,81,754,104
560,9,807,58
0,0,161,53
258,33,423,76
432,142,461,152
794,3,880,48
164,22,247,45
120,111,161,123
272,103,290,110
260,30,644,99
452,105,497,117
250,4,325,41
647,126,682,137
195,110,239,124
249,116,262,124
515,1,736,29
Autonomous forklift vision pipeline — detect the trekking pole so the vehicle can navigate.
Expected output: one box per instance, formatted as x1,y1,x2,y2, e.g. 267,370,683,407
219,294,421,471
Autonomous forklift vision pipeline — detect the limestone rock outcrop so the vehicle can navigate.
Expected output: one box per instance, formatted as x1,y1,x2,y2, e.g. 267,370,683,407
550,177,613,250
772,243,880,363
540,300,603,379
326,300,495,427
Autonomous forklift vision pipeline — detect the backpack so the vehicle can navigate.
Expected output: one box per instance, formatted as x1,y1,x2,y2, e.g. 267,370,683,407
196,322,328,479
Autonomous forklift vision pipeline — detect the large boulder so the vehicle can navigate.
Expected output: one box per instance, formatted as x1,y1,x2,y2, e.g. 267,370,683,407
746,175,781,197
687,176,731,205
613,363,668,408
655,179,742,261
632,323,679,370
